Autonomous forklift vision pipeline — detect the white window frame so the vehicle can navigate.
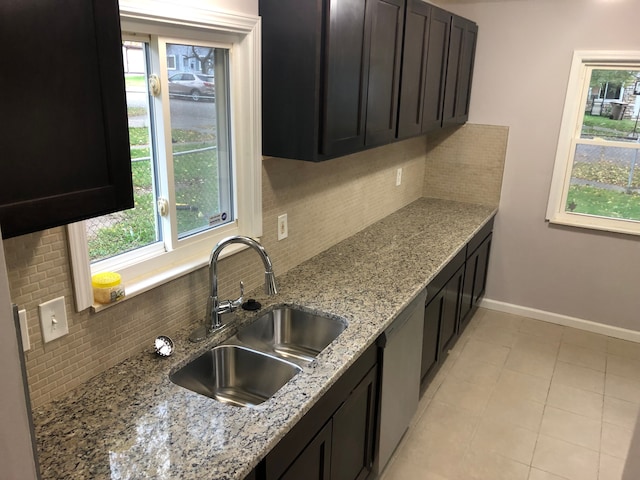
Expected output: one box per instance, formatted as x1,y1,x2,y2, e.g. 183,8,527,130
546,50,640,236
68,1,262,312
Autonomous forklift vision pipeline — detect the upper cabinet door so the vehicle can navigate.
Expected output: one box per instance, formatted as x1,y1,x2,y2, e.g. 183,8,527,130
442,15,464,126
0,0,133,238
454,19,478,123
260,0,478,162
397,0,431,139
442,14,478,127
364,0,405,147
422,6,452,133
322,0,370,157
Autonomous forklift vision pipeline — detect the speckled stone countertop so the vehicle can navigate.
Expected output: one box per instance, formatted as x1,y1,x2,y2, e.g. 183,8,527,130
33,198,496,480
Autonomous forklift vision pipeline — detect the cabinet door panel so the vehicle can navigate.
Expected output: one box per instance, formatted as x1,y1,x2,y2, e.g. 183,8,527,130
473,234,491,305
422,293,442,381
460,233,492,332
0,0,132,238
422,6,451,133
442,15,464,126
365,0,404,146
454,20,477,122
397,0,430,139
331,367,377,480
260,0,323,161
322,0,369,157
280,420,332,480
443,15,477,127
460,252,477,326
439,266,464,357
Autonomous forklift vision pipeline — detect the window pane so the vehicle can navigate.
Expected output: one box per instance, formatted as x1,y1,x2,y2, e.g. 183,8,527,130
86,41,160,262
582,69,640,141
566,143,640,220
167,43,233,238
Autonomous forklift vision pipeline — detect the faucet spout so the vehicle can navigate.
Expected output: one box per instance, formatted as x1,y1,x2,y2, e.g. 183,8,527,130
190,235,278,342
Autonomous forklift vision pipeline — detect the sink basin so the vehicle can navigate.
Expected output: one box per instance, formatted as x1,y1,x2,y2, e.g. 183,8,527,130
235,306,347,364
170,345,301,407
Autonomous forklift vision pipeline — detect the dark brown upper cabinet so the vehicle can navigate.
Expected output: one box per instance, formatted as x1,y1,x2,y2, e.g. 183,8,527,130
261,0,477,162
0,0,133,238
321,0,370,158
261,0,405,161
397,2,477,138
442,14,478,127
364,0,405,149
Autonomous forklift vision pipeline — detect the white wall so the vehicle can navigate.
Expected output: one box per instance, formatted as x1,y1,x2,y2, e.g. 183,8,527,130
438,0,640,330
139,0,257,15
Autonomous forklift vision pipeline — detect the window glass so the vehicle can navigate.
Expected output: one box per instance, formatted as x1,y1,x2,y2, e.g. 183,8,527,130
562,66,640,224
167,43,233,238
86,40,160,262
86,40,234,262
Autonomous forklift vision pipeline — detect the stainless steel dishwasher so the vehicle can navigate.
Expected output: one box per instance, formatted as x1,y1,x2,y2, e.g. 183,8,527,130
375,289,427,475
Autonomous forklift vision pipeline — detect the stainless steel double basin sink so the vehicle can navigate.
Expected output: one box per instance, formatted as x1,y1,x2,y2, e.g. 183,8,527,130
170,306,347,407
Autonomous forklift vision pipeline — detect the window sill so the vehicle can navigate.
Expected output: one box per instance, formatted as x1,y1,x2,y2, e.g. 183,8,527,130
89,242,250,313
547,213,640,237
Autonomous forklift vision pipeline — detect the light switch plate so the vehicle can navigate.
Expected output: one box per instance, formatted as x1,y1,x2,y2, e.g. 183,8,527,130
18,309,30,351
39,296,69,343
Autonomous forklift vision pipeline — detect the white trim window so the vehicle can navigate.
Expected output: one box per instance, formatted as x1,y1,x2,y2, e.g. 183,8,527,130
547,51,640,236
68,2,262,311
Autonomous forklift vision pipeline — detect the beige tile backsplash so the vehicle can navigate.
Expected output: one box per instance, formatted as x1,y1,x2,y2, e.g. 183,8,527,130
4,124,507,408
423,124,508,206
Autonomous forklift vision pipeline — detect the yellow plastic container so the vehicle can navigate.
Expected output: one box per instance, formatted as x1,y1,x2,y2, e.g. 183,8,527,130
92,272,125,304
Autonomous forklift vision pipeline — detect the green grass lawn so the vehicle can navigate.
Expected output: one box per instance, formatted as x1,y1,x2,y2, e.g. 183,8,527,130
566,185,640,221
125,74,146,89
88,127,221,261
88,192,157,261
582,114,639,138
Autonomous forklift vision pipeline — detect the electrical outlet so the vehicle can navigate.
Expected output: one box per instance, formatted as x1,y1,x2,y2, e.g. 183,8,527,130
18,309,30,351
396,167,402,186
278,213,288,241
38,296,69,343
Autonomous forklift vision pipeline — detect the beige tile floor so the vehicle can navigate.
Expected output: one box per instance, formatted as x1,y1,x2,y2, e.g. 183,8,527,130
380,308,640,480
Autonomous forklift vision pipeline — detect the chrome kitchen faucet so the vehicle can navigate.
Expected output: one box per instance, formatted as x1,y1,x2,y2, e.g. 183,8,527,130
189,236,278,342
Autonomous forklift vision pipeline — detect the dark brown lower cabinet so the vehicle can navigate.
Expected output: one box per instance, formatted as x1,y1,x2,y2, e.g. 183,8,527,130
421,217,494,386
280,421,332,480
439,265,465,356
331,366,377,480
420,262,464,383
459,222,493,332
421,295,440,382
262,344,378,480
459,233,492,332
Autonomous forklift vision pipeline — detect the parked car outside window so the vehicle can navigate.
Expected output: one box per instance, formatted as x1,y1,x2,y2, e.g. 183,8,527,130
168,73,215,101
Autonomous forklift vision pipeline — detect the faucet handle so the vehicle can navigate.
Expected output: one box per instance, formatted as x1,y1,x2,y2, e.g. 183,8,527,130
228,281,244,311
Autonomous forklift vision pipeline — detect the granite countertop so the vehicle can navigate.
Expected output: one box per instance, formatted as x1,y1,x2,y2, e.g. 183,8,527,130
33,198,496,480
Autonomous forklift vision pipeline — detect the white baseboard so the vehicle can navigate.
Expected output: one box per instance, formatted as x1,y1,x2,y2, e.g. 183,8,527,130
480,298,640,344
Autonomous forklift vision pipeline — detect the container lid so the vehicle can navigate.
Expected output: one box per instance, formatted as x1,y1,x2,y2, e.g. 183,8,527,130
92,272,121,288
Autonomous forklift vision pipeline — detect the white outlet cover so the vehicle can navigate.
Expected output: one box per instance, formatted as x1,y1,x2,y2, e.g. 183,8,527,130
39,296,69,343
278,213,288,240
